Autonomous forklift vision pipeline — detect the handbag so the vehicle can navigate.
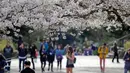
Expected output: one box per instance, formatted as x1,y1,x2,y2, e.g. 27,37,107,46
74,57,76,63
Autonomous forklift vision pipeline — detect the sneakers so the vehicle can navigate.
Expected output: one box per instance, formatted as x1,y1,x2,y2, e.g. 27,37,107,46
48,68,50,71
42,68,45,72
19,70,21,72
51,69,53,72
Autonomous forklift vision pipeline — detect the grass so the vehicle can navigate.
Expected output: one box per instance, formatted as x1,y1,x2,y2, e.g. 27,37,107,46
0,39,15,52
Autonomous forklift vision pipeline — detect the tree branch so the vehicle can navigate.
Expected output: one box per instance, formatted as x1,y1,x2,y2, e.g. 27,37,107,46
96,0,104,6
28,3,43,11
54,4,64,9
61,9,99,19
123,14,130,17
102,6,129,30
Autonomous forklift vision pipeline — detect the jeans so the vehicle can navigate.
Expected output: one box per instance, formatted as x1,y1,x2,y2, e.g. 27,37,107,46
124,69,130,73
19,58,26,71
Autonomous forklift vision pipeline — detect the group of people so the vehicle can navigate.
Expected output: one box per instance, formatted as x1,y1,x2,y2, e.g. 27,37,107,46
0,38,76,73
2,38,130,73
38,40,75,73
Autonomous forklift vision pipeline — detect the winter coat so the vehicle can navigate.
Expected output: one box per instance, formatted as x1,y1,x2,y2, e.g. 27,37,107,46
3,46,13,59
18,48,27,59
47,47,55,63
123,53,130,70
39,48,47,62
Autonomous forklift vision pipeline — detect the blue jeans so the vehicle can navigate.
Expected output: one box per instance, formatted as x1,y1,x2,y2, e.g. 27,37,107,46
124,69,130,73
19,58,26,71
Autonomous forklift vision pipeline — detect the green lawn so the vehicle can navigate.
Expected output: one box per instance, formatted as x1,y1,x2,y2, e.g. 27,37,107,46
0,39,15,52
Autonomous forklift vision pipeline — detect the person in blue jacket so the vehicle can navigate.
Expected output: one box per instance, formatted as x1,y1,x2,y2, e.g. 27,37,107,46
18,43,27,72
3,43,13,72
47,44,55,72
123,49,130,73
55,45,64,70
0,54,7,73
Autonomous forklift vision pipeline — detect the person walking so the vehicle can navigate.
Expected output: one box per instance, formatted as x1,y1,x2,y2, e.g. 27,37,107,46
0,54,7,73
112,43,120,63
47,44,55,72
18,43,28,72
21,60,35,73
55,45,64,70
66,47,75,73
39,44,47,72
30,44,37,70
3,43,13,72
123,49,130,73
98,43,109,73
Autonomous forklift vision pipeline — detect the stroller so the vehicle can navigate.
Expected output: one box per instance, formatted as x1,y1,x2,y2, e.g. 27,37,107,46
0,54,9,73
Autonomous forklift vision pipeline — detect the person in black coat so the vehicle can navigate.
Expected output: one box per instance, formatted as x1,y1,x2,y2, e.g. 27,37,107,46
18,43,28,72
47,44,55,72
30,44,37,70
21,60,35,73
112,43,119,63
39,44,47,72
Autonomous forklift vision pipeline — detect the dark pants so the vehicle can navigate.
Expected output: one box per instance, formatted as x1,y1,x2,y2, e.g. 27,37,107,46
57,59,62,70
112,53,119,63
31,58,35,69
40,57,47,71
0,70,4,73
5,59,11,71
41,61,46,71
19,58,26,71
48,62,53,72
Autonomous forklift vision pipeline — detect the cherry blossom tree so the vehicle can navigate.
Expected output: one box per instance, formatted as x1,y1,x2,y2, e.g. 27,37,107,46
0,0,130,36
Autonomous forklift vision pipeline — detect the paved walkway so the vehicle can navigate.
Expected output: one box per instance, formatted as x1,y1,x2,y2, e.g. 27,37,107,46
10,56,124,73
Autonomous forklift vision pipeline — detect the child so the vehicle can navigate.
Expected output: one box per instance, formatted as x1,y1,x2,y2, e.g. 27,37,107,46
123,49,130,73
